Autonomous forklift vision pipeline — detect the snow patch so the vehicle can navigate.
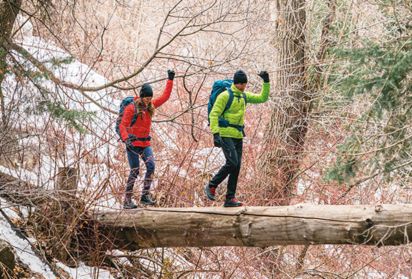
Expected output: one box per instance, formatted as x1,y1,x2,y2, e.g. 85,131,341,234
56,262,114,279
0,207,56,278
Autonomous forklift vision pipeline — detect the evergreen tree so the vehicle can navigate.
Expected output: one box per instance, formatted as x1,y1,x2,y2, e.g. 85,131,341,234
326,3,412,185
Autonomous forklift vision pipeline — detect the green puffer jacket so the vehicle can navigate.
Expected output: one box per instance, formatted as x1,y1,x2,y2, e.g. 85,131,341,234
210,82,270,138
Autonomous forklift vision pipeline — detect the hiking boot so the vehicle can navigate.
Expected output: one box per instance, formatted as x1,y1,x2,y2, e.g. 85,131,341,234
140,194,156,206
123,193,138,209
224,198,243,207
204,184,216,201
123,199,138,209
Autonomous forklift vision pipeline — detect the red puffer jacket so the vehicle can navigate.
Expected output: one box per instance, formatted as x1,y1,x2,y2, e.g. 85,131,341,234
119,80,173,147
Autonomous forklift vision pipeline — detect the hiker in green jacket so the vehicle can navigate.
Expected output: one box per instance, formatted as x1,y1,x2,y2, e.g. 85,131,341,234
204,70,270,207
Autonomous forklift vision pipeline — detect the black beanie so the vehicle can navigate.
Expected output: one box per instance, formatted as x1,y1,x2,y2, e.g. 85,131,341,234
233,70,248,84
140,83,153,98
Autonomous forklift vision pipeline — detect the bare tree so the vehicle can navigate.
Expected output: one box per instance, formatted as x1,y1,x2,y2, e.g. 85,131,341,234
258,0,309,205
0,0,22,128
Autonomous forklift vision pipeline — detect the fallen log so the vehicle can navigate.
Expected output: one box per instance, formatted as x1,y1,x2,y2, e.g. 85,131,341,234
3,169,412,249
94,204,412,249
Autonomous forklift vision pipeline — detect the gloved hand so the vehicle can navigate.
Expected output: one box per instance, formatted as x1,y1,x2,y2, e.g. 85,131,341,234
258,71,269,83
213,133,222,148
167,69,175,80
125,134,138,148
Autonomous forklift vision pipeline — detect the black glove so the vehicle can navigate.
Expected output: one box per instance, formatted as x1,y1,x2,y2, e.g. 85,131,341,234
258,71,269,83
125,134,138,148
167,69,175,80
213,133,222,148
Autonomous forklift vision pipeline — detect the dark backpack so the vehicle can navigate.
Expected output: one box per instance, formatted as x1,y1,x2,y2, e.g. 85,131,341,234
115,97,138,140
207,79,246,126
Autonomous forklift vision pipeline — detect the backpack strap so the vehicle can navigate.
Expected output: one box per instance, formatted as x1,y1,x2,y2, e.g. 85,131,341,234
130,100,139,127
221,88,234,116
217,89,247,136
221,88,247,117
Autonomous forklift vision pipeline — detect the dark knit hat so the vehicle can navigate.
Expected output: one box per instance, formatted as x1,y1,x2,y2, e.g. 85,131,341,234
140,83,153,98
233,70,248,84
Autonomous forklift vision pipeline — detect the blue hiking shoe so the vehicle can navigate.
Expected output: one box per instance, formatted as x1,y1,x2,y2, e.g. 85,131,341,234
204,184,216,201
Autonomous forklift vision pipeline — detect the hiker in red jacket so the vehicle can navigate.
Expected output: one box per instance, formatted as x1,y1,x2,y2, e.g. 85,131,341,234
119,70,175,209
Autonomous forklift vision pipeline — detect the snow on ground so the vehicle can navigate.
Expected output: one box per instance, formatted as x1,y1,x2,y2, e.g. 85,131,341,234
4,16,123,203
0,198,115,278
0,165,40,185
56,262,114,279
0,15,226,277
0,199,56,279
4,14,210,212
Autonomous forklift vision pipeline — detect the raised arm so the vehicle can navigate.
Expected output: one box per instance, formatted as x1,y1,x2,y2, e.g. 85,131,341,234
152,70,175,108
245,71,270,104
245,83,270,104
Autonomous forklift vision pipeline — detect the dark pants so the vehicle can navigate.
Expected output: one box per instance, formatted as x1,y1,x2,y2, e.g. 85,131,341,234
125,145,155,196
209,137,243,199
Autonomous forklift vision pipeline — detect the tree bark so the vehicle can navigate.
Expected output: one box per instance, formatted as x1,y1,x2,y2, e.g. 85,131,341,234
0,239,15,273
56,167,78,199
0,0,22,128
95,204,412,249
258,0,308,204
3,172,412,249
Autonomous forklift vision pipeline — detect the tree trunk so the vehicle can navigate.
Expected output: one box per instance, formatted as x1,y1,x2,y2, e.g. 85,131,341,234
0,239,15,273
258,0,309,204
0,0,22,127
3,172,412,249
45,167,80,264
56,167,79,199
95,204,412,249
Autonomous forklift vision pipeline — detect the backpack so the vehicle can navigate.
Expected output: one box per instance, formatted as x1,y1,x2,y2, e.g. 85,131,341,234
115,96,138,140
207,79,247,126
